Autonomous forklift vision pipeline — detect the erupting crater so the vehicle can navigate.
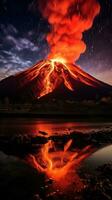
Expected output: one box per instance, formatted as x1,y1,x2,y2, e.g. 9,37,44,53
0,58,111,101
15,58,112,99
1,0,111,101
34,58,103,98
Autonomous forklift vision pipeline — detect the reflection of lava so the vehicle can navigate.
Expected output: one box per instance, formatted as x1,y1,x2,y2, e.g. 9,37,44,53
27,139,93,188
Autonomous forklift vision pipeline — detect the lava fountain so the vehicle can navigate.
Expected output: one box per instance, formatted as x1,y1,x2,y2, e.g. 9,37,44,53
21,0,101,98
1,1,109,101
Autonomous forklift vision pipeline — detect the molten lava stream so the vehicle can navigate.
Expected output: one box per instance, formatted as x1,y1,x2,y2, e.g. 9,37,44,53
29,58,101,99
38,58,75,98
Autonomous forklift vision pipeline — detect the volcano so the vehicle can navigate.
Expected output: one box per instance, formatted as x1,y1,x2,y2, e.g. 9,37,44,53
0,59,112,102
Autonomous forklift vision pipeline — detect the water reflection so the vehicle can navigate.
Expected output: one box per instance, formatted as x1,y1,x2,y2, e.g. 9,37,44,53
0,118,112,136
85,145,112,169
27,138,94,192
0,119,112,199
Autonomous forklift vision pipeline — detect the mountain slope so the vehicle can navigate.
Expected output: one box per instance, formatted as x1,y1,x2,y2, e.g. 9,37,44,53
0,60,112,102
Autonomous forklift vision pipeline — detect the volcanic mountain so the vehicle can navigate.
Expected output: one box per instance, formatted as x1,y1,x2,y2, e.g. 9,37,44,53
0,59,112,102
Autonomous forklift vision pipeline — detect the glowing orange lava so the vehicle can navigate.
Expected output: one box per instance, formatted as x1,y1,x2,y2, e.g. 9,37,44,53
27,139,93,182
22,0,101,99
18,58,103,99
40,58,72,97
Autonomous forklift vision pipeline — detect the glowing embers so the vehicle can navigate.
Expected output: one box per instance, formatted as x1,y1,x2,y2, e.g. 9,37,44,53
27,139,93,181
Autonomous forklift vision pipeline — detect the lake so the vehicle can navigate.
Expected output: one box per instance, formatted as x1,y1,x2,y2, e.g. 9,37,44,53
0,118,112,200
0,118,112,136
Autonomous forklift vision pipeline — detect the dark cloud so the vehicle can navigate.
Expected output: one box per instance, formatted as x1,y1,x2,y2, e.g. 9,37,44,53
0,23,49,80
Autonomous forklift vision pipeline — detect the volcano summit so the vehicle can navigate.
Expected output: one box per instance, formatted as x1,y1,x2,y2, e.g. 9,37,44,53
0,59,112,102
1,0,111,102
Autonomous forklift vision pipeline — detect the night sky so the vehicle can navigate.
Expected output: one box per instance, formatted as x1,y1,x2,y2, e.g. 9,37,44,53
0,0,112,85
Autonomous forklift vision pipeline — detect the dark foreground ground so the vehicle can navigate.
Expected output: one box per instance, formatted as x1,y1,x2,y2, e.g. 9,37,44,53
0,100,112,118
0,127,112,200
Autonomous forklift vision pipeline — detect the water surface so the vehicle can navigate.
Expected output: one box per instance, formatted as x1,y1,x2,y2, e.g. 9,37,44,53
0,118,112,200
0,118,112,136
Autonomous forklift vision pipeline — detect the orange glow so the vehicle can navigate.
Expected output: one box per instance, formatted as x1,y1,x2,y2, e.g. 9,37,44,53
15,1,101,99
27,139,94,183
51,57,67,65
38,0,100,63
16,59,104,98
19,0,101,98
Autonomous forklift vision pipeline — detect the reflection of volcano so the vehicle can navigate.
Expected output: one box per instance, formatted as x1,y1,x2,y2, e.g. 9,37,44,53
27,138,93,190
0,59,112,101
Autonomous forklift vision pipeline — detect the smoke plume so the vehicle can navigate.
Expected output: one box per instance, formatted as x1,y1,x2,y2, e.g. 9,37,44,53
38,0,100,63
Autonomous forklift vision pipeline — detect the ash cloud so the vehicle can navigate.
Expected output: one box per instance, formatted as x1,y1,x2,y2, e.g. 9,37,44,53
0,0,112,85
38,0,100,62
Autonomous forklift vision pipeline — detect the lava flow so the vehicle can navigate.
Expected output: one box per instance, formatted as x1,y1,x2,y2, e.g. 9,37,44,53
16,58,104,99
1,0,109,101
27,139,93,182
22,0,101,99
35,58,102,98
